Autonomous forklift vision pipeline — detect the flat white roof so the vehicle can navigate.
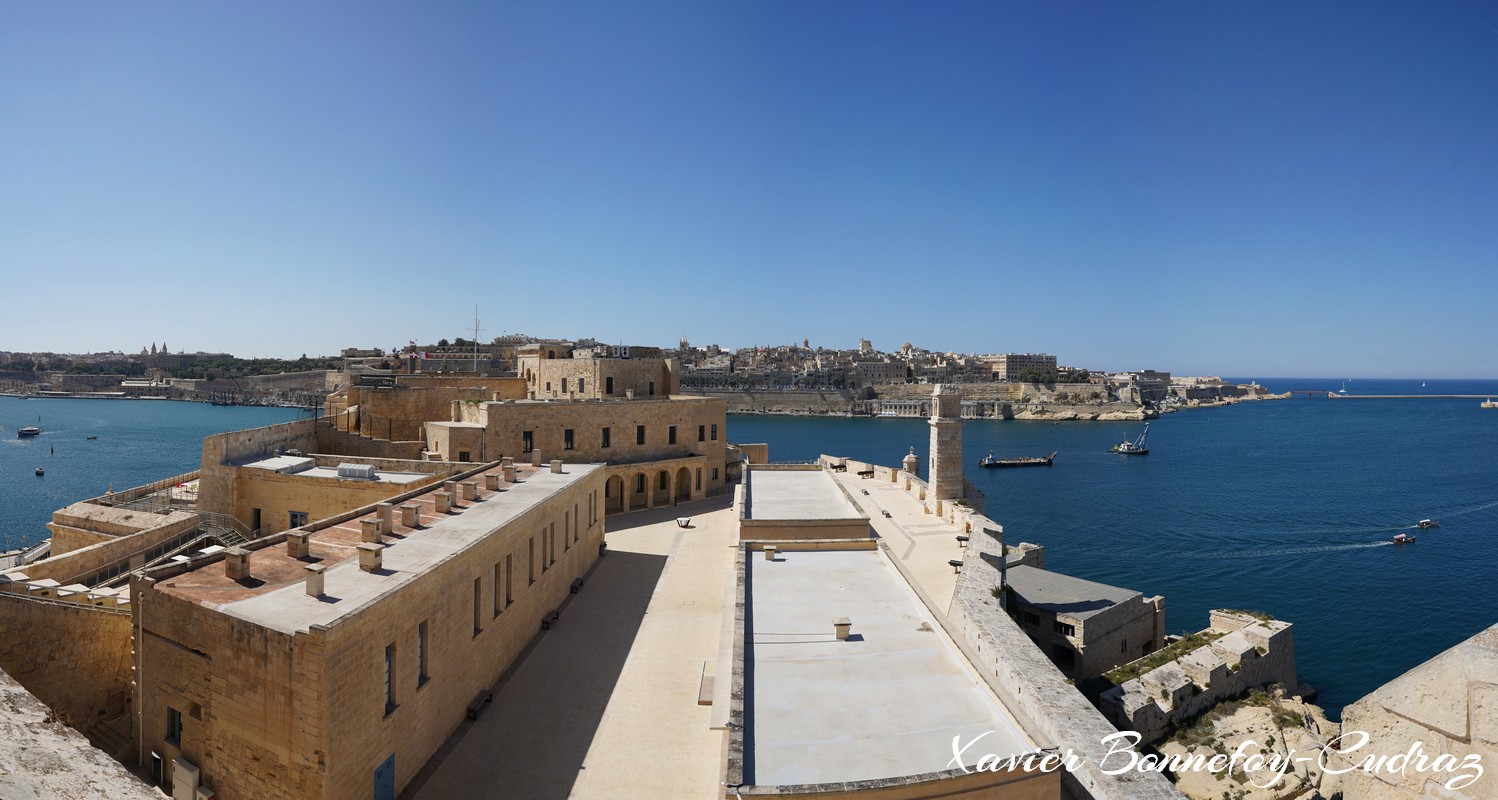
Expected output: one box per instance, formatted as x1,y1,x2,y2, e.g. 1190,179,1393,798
240,456,429,484
747,549,1033,785
745,469,861,520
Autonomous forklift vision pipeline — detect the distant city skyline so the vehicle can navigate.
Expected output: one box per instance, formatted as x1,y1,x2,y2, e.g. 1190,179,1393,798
3,2,1497,378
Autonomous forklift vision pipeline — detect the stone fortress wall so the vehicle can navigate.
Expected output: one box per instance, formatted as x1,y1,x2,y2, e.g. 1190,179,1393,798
1098,610,1298,744
816,452,1184,800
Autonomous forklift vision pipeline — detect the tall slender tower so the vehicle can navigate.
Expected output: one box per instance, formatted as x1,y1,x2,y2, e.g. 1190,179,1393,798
928,384,964,500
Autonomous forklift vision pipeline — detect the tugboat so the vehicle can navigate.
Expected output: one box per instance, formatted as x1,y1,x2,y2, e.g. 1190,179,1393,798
979,451,1058,468
18,426,41,437
1417,519,1440,530
1392,532,1416,545
1109,423,1150,455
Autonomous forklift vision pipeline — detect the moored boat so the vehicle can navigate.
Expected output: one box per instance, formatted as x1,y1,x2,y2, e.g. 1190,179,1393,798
979,450,1058,468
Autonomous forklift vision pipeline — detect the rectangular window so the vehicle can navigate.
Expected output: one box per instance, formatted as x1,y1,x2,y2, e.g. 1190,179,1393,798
541,530,549,572
384,643,397,715
545,381,551,392
606,376,614,395
1023,611,1040,627
564,511,570,551
564,429,574,450
698,425,705,442
500,563,512,620
522,431,534,453
578,378,585,394
289,511,308,528
668,425,677,445
418,621,430,685
711,424,718,441
1054,621,1076,637
505,555,513,606
648,381,655,396
458,450,470,462
562,378,568,392
574,503,580,542
166,706,182,746
473,578,483,637
696,468,702,490
550,524,558,565
528,538,535,584
712,468,719,481
601,426,610,448
636,425,645,445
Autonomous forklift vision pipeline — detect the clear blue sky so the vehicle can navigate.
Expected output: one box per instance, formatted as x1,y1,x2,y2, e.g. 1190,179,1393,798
3,2,1496,377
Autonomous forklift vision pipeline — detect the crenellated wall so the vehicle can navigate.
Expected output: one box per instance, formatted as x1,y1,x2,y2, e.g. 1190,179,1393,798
1098,611,1298,744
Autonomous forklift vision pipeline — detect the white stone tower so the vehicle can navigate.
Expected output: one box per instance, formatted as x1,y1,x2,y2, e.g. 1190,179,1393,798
928,384,964,500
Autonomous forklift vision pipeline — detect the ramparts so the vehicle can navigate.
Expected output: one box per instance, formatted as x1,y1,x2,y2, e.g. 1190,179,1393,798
1098,611,1298,744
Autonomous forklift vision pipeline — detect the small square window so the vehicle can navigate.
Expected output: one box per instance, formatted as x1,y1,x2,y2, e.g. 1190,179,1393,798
289,511,308,528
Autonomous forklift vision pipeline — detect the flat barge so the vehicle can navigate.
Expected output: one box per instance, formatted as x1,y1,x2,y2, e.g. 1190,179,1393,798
979,451,1057,468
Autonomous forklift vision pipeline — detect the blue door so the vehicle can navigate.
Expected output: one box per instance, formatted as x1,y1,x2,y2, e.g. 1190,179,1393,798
374,754,395,800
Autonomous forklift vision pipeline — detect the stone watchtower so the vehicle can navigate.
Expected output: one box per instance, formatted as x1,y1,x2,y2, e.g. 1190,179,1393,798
928,384,964,500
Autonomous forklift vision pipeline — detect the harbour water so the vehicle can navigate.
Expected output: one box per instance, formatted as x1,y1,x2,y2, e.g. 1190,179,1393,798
728,378,1498,716
3,381,1495,717
0,397,302,551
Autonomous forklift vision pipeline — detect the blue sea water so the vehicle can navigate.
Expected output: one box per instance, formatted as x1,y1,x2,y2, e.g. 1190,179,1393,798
727,378,1498,717
0,397,303,550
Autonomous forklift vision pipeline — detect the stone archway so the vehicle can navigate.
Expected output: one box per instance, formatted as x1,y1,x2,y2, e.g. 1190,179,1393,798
629,472,649,511
652,470,671,506
605,474,625,514
675,467,692,503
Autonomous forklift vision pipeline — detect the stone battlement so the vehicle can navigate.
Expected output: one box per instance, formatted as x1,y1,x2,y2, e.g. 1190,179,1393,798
1099,611,1298,744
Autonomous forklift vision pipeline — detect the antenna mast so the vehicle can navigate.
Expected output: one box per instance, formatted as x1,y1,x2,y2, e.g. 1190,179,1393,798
472,305,484,373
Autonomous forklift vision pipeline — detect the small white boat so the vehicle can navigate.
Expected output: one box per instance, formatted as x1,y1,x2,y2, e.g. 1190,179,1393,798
1392,533,1415,545
18,427,41,437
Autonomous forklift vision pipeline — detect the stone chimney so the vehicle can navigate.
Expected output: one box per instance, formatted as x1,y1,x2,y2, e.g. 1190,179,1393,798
834,617,852,641
361,518,383,543
358,543,383,572
225,548,250,581
287,532,311,559
305,563,326,597
550,459,563,474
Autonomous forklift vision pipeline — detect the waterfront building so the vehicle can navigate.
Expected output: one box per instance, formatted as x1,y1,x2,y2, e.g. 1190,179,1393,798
983,353,1060,381
425,393,728,512
132,459,605,800
1002,564,1165,679
517,342,676,400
